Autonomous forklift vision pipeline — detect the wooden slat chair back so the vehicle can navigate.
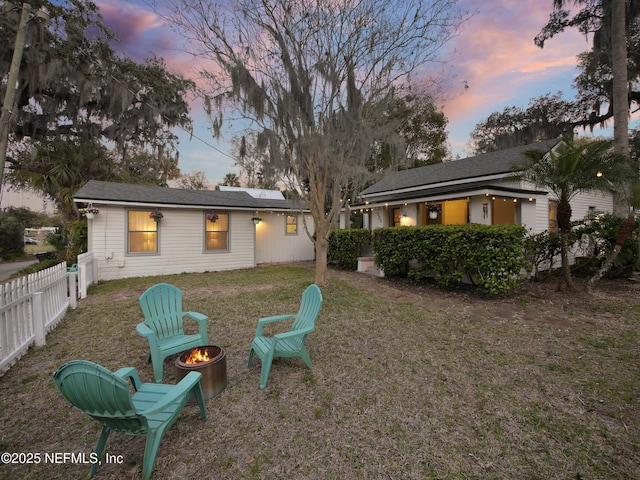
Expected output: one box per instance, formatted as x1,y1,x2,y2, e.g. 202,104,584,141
248,284,323,389
137,283,209,382
54,360,207,480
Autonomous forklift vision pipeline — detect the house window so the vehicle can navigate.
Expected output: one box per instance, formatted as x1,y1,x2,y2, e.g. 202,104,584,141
205,212,229,251
128,210,158,253
549,200,558,233
392,208,402,226
420,203,441,225
443,199,468,225
492,197,516,225
419,200,468,225
286,215,298,235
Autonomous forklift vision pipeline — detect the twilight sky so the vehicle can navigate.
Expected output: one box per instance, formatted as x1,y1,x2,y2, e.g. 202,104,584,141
97,0,612,186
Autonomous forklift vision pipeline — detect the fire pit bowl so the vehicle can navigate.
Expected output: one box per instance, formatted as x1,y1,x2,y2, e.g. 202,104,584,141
176,345,227,401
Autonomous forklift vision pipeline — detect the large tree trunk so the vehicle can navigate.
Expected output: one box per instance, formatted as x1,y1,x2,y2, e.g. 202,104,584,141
314,237,328,286
557,202,574,290
590,0,632,289
311,205,331,286
612,0,630,159
558,231,574,291
612,0,631,215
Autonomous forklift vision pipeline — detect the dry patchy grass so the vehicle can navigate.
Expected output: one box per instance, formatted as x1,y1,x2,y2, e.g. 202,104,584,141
0,265,639,479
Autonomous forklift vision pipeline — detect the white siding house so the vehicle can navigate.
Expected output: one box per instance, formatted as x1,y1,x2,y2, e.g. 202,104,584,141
74,181,315,281
353,140,614,235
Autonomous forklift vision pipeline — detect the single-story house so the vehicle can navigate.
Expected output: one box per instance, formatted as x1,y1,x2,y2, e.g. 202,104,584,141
351,139,612,234
74,180,315,281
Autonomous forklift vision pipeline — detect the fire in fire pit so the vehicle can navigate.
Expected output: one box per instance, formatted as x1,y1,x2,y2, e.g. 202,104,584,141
184,347,211,364
176,345,227,401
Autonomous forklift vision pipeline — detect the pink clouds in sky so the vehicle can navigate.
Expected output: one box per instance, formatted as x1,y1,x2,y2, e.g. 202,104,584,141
97,0,598,182
442,0,591,155
97,1,202,75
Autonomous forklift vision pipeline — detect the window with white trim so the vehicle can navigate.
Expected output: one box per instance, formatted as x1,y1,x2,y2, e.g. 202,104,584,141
286,214,298,234
205,212,229,251
128,210,158,253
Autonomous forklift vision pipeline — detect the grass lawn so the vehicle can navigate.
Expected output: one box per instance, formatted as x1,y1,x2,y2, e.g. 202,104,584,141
0,265,638,479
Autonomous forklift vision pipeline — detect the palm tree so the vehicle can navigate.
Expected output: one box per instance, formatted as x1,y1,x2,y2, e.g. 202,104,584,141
220,173,241,187
8,137,117,221
510,137,633,290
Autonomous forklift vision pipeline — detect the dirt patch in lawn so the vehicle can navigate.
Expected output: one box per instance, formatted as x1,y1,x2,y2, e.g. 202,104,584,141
323,264,640,329
80,283,278,306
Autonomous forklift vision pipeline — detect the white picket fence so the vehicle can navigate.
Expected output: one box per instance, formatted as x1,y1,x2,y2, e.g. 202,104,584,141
0,262,77,376
77,251,97,299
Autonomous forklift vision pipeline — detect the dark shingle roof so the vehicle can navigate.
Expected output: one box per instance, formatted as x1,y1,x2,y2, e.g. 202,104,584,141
74,180,305,210
360,139,559,197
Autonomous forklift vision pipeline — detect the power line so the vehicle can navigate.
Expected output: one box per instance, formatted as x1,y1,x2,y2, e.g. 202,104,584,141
107,72,239,165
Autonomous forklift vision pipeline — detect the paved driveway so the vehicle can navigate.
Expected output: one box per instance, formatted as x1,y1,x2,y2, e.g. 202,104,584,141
0,259,38,282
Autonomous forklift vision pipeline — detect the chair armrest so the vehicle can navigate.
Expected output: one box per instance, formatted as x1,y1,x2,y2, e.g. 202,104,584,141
114,367,143,391
184,311,208,324
136,322,157,341
184,311,208,338
274,326,314,341
139,371,203,415
255,314,295,336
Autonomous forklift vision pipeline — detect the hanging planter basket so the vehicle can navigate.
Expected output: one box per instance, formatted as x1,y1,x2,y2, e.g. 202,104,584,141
150,209,164,222
427,204,442,219
79,206,99,219
206,212,219,223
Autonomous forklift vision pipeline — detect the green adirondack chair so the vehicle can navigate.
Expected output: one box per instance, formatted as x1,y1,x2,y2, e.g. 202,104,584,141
248,284,323,389
137,283,209,382
53,360,207,480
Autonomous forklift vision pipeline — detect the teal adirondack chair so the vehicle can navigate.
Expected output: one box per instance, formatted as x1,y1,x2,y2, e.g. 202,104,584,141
137,283,209,382
53,360,207,480
248,284,323,389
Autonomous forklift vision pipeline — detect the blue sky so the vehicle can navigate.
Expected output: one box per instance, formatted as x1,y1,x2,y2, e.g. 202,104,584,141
97,0,637,186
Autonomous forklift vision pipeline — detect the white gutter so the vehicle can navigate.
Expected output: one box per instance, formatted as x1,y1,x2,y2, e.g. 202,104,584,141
72,198,305,213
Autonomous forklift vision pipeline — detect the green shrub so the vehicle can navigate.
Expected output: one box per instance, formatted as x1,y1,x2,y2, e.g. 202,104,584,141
523,231,562,280
0,214,24,260
328,229,371,270
372,224,529,295
572,213,640,275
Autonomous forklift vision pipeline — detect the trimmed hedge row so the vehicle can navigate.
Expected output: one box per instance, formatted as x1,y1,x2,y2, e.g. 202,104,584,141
328,229,372,270
372,224,529,294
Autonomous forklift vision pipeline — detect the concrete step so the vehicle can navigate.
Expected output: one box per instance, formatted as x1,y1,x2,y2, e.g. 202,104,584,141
357,256,384,277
